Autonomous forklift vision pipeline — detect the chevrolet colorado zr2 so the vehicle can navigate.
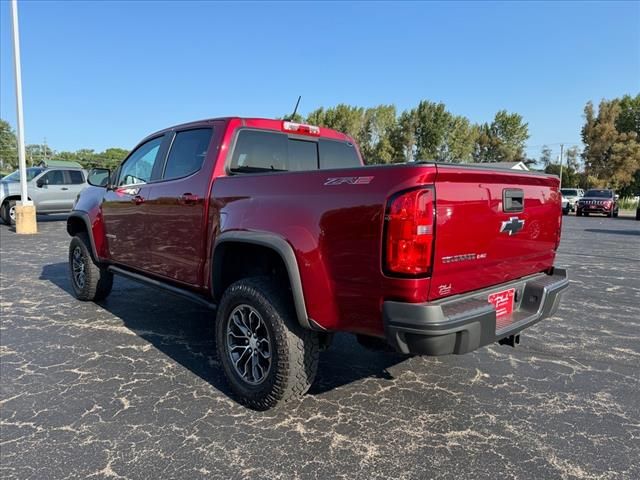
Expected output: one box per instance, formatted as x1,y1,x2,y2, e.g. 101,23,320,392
66,117,569,409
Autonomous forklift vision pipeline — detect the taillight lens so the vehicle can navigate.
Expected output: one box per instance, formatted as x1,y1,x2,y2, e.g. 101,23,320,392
385,188,435,276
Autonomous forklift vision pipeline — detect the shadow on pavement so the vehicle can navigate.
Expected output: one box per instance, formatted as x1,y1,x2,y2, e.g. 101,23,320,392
40,262,407,403
584,228,640,236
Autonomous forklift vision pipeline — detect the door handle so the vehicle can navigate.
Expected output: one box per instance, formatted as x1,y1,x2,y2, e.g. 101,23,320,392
61,187,69,191
133,195,145,205
179,193,199,205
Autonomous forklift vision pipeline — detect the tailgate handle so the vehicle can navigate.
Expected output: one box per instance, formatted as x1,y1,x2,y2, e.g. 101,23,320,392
503,189,524,212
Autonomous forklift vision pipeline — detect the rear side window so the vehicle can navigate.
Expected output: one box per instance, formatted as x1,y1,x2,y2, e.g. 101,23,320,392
164,128,213,180
229,129,359,173
67,170,85,184
319,139,361,169
231,130,288,172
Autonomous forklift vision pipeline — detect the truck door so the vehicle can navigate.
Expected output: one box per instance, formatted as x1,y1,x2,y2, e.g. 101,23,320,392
32,169,70,212
102,135,168,271
144,125,218,286
61,170,88,210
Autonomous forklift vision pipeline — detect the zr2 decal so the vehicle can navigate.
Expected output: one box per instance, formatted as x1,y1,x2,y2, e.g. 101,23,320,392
324,176,374,186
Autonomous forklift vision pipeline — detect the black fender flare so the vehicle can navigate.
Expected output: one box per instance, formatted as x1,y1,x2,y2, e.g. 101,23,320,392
212,231,316,331
66,210,101,261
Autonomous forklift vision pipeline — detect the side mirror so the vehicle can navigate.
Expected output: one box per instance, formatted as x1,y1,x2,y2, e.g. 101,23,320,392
87,168,111,187
36,178,46,188
615,194,620,201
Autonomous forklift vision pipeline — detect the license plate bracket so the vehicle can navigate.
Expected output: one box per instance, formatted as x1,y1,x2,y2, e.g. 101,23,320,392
488,288,515,330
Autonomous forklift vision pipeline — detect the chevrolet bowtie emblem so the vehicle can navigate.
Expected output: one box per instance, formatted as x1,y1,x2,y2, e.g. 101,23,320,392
500,217,525,236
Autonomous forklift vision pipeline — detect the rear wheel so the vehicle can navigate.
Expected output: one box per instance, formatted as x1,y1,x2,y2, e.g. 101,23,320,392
68,233,113,301
1,200,16,226
215,277,319,410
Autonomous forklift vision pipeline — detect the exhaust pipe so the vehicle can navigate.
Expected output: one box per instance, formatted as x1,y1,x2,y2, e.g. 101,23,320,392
499,334,520,348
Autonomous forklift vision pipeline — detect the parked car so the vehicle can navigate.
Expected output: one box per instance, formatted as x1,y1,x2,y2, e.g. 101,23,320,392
636,203,640,220
560,188,583,212
576,189,619,217
0,164,87,225
66,117,568,409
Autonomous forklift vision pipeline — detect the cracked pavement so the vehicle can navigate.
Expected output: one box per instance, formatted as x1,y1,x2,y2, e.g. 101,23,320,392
1,215,639,479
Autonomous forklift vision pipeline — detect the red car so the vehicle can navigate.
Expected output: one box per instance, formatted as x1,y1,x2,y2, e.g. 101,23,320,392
67,117,568,409
576,189,619,217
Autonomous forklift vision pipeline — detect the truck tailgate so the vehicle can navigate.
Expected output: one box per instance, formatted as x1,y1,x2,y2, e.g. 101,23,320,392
429,164,561,301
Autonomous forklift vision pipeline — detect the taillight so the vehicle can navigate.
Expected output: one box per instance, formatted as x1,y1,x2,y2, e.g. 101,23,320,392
384,187,435,276
282,121,320,136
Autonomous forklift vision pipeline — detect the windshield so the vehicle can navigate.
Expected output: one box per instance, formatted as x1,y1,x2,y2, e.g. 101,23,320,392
561,189,578,196
584,189,613,198
1,167,45,182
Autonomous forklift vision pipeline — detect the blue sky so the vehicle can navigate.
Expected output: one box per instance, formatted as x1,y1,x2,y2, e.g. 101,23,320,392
1,1,639,160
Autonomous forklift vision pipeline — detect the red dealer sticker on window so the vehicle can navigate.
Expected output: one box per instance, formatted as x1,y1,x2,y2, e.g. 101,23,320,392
488,288,515,327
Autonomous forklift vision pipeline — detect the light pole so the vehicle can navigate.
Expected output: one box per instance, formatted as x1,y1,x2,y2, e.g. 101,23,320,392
10,0,37,233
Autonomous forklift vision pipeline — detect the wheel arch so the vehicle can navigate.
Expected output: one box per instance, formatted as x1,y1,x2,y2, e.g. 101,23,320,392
66,211,100,261
212,231,314,330
2,194,32,205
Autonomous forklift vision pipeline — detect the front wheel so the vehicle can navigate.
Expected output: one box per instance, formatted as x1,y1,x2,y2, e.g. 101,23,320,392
576,210,582,217
69,233,113,301
215,277,319,410
1,200,16,225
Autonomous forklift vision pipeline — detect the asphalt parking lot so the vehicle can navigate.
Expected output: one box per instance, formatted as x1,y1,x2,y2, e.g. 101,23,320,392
1,214,639,480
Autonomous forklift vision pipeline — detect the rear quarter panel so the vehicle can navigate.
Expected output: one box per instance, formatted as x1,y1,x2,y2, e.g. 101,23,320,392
212,165,437,336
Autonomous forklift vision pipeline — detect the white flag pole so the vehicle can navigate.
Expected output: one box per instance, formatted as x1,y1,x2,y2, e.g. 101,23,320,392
10,0,37,233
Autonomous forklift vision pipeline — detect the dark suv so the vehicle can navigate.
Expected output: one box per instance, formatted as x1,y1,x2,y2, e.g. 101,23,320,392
576,189,618,217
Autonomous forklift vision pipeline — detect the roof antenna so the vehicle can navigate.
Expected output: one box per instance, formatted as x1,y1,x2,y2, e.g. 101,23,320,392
287,95,302,121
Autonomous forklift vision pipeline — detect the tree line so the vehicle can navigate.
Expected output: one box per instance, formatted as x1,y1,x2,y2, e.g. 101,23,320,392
1,94,638,196
291,101,530,164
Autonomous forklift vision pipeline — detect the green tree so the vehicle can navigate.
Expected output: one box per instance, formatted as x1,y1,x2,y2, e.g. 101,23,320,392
539,145,553,168
564,145,580,171
616,94,640,137
359,105,397,164
438,115,477,163
414,101,450,160
582,97,640,190
0,120,18,170
389,109,418,162
489,110,529,161
26,144,54,166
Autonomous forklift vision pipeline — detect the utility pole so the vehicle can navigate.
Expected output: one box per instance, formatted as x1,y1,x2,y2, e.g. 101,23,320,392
559,144,564,189
10,0,37,233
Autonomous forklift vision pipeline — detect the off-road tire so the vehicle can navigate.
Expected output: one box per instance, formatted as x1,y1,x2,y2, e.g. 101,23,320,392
69,233,113,301
216,277,319,410
1,200,16,226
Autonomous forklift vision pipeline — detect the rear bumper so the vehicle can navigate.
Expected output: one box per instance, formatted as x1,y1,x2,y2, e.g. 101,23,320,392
383,268,569,356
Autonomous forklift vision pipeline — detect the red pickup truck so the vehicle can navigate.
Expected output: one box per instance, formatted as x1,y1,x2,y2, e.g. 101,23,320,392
67,117,568,409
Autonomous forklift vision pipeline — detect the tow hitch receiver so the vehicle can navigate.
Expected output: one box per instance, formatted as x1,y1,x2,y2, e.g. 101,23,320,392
499,334,520,348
